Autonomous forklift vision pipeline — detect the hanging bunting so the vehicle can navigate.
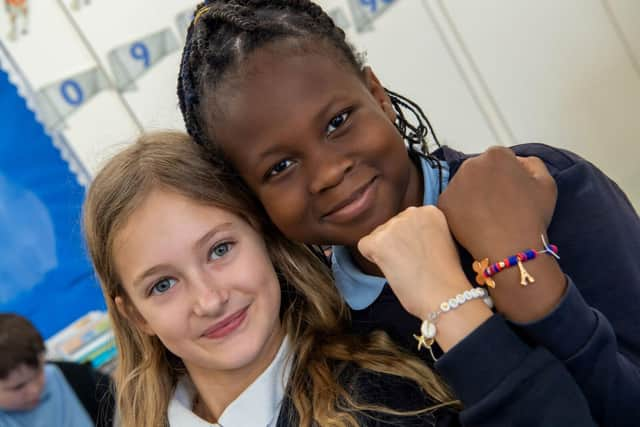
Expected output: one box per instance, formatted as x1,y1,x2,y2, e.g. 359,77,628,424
108,29,179,91
35,67,109,129
346,0,396,32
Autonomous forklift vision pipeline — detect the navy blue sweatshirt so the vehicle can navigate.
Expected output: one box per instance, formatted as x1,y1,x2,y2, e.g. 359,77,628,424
346,143,640,426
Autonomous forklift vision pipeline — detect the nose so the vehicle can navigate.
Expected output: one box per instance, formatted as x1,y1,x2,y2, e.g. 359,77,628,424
192,273,230,317
309,147,354,194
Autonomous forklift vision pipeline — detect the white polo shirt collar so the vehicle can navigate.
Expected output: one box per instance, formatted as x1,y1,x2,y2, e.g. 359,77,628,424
168,337,291,426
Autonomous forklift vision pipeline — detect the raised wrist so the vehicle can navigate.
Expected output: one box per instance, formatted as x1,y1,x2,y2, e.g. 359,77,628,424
435,299,493,352
418,280,474,318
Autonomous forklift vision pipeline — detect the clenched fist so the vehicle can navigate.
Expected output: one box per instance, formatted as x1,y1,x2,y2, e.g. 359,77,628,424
357,206,493,351
357,205,472,319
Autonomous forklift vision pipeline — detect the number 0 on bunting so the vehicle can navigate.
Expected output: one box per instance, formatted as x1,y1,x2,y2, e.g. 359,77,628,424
35,67,109,129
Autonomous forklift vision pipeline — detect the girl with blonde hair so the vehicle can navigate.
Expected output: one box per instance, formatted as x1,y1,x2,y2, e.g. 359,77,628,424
83,131,463,427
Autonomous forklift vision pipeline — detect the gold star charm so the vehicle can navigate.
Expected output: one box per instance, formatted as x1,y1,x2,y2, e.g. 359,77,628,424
472,258,496,288
413,334,435,351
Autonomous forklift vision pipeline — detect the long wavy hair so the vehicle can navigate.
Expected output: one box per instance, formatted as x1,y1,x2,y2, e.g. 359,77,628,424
83,132,456,427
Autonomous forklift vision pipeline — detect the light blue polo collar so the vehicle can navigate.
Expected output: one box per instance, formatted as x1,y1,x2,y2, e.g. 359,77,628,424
331,157,449,310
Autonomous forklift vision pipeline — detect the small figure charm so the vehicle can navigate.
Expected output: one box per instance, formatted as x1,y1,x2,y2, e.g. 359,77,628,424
473,258,496,288
517,259,535,286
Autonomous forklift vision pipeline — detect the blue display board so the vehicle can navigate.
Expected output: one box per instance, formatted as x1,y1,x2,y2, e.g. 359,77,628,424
0,0,398,340
0,68,105,339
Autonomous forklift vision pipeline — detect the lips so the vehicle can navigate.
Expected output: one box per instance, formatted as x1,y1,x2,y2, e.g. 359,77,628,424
322,176,378,223
201,306,249,340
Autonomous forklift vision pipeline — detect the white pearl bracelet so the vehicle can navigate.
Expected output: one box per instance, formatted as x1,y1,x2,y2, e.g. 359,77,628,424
413,287,493,360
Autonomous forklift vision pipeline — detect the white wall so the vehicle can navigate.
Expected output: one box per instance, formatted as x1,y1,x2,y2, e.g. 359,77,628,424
321,0,640,210
3,0,636,208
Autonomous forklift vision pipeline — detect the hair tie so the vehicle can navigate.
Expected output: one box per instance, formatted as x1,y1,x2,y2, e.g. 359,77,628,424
193,6,211,26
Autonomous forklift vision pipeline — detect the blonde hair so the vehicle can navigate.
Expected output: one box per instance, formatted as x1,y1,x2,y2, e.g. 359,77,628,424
83,132,457,427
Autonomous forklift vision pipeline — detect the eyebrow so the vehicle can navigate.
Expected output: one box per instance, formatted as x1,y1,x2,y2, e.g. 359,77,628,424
131,221,234,290
195,222,233,251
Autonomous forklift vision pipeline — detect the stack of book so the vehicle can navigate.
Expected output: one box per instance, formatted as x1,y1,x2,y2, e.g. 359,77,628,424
45,311,117,374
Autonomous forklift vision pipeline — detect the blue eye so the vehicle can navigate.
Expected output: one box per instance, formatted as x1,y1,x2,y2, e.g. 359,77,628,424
150,278,177,296
326,111,349,135
209,242,233,260
268,159,294,177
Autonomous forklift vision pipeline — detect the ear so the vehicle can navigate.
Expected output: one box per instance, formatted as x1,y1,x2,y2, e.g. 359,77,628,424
362,66,396,122
115,295,155,336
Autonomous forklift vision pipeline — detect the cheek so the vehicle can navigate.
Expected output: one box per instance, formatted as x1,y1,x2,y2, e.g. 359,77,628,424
263,205,295,234
365,113,404,153
34,373,45,395
255,274,282,338
265,274,281,315
148,316,194,362
246,251,281,312
259,189,300,221
0,392,13,408
258,192,311,243
136,299,191,340
257,265,281,299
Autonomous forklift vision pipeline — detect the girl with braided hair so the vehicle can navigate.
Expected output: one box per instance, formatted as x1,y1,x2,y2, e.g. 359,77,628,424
176,1,640,426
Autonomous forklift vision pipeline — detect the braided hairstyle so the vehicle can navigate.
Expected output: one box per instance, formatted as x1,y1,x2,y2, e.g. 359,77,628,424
177,0,441,163
175,3,456,425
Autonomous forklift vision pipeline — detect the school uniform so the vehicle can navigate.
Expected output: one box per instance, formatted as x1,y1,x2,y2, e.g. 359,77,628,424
168,337,291,426
333,143,639,426
167,337,460,427
52,361,115,427
276,365,461,427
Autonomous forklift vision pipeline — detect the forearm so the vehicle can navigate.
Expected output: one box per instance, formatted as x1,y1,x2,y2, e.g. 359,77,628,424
517,279,640,426
431,298,492,352
436,315,598,427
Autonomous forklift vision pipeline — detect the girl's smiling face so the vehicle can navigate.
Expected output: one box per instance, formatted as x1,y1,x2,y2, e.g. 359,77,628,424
207,47,423,248
113,188,283,375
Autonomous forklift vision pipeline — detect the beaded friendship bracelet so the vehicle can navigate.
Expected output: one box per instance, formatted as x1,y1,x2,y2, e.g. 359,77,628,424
472,234,560,288
413,287,493,361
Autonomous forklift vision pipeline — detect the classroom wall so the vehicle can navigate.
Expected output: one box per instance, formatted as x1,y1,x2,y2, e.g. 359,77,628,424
320,0,640,209
1,0,637,337
3,1,636,207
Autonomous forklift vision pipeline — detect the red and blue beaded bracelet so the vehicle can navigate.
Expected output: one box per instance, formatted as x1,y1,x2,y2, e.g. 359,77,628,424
473,235,560,288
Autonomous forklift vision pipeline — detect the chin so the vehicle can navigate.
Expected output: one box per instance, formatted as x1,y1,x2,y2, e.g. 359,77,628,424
224,326,281,371
225,350,262,371
23,400,40,410
5,400,39,412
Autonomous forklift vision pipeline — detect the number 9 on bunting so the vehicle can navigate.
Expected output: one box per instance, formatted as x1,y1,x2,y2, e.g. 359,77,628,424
347,0,396,32
107,28,179,91
359,0,395,13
